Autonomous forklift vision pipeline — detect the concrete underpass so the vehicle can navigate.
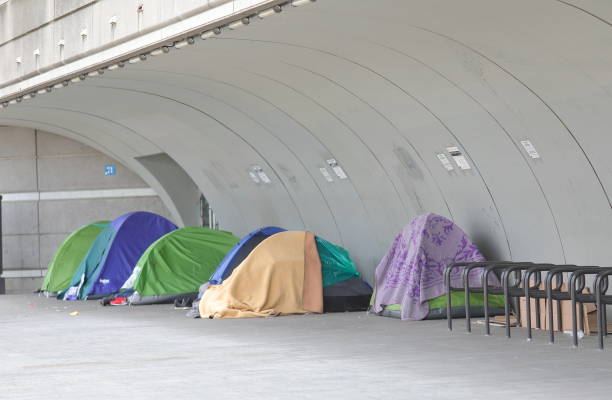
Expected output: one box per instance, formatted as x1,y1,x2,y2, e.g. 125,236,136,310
1,0,612,398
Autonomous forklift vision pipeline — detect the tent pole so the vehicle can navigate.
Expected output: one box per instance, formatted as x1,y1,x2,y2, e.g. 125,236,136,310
0,194,4,294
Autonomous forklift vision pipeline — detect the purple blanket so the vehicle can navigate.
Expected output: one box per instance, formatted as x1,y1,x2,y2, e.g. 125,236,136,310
372,213,486,321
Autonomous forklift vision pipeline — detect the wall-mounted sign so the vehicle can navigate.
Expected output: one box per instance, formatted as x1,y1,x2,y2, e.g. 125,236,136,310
436,154,454,171
251,165,271,184
104,164,117,176
327,159,348,179
319,167,334,182
248,171,260,184
520,140,541,159
446,147,471,170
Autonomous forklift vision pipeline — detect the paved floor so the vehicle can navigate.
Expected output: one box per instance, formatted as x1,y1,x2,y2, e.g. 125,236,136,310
1,294,610,400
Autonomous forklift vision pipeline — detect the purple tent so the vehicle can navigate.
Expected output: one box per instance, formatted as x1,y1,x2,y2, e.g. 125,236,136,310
371,213,486,320
82,211,177,298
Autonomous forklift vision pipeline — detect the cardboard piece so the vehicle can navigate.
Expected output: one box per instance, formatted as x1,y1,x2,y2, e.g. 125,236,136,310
518,282,596,333
519,296,546,329
583,310,612,335
476,315,518,327
547,295,596,332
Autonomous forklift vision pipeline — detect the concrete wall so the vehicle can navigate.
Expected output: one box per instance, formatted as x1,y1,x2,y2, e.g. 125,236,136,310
0,126,172,293
136,152,202,228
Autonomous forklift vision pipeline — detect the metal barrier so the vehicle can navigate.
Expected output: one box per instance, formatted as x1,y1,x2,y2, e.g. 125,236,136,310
445,261,611,350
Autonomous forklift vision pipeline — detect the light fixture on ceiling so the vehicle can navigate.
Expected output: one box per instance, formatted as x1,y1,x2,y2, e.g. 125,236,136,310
292,0,315,6
128,54,146,64
71,74,87,83
200,30,215,39
37,87,53,94
150,46,170,56
174,39,187,49
8,99,17,105
228,17,250,30
175,37,196,49
201,27,222,39
22,93,36,100
258,5,282,18
108,61,125,70
88,68,105,77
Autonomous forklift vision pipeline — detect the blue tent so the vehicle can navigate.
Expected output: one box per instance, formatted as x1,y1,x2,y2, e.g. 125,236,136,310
208,226,285,285
61,211,177,300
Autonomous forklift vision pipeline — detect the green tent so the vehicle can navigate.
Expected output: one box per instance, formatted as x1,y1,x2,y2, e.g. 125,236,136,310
122,227,240,305
41,221,109,294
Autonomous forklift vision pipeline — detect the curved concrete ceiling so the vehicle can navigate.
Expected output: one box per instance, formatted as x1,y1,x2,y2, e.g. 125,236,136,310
2,0,612,281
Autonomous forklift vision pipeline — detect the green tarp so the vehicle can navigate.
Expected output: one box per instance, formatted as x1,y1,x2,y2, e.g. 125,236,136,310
41,222,108,293
428,292,505,310
315,236,361,287
380,292,505,315
125,227,240,297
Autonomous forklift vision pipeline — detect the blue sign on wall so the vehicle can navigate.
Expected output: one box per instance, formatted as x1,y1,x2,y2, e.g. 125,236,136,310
104,165,117,176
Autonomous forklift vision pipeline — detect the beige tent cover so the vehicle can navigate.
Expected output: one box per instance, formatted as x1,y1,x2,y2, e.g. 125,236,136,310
199,231,323,318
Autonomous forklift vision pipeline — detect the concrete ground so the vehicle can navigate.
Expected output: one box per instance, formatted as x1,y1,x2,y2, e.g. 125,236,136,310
1,294,610,400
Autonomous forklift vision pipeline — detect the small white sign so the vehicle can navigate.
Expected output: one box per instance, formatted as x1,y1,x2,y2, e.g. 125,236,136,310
319,167,334,182
327,159,348,179
248,171,260,184
454,156,471,170
332,166,348,179
520,140,541,159
257,171,272,184
251,165,272,184
436,154,454,171
446,147,471,170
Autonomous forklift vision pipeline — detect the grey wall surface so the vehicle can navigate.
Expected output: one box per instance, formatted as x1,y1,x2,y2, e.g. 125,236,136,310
1,0,612,284
136,152,202,227
0,126,172,293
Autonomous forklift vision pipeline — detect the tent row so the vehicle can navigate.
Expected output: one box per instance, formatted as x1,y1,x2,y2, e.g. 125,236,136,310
41,212,374,317
42,211,500,321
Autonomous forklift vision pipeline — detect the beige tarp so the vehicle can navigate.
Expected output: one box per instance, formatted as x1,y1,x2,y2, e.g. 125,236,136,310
199,231,323,318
